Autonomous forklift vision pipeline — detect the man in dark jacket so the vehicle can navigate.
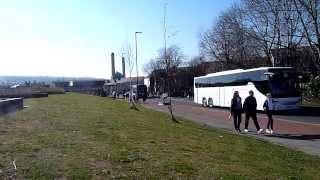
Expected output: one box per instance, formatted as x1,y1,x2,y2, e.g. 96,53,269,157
230,91,242,133
243,90,263,134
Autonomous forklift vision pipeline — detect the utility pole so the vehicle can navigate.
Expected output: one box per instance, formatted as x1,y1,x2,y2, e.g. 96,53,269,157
164,3,167,67
163,3,177,122
163,3,168,95
135,32,142,85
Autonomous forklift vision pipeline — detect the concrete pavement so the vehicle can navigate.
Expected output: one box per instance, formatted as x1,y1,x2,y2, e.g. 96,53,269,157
143,98,320,156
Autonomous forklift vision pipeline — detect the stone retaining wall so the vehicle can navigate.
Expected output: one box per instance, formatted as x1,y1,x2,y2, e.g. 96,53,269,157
0,98,23,115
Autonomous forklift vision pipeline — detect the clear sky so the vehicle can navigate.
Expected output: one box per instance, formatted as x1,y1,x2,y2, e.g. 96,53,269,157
0,0,236,79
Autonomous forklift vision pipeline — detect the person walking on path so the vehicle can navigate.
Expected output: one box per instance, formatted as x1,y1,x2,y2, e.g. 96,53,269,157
243,90,263,134
230,91,242,133
263,93,274,134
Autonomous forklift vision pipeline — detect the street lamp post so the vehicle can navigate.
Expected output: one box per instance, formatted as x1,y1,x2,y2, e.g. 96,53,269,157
135,32,142,85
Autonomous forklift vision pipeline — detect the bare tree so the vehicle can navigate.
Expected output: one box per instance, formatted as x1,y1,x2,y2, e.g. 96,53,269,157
122,44,138,110
241,0,320,69
294,0,320,70
241,0,280,65
200,0,319,71
143,58,165,96
158,45,184,68
154,45,183,123
188,56,207,77
199,12,234,65
200,5,262,69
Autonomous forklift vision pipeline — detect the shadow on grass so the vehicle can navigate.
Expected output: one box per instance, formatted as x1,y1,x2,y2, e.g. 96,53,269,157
0,107,24,117
269,134,320,140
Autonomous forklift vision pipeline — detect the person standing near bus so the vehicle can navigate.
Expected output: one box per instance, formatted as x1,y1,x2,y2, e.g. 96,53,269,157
243,90,263,134
263,93,274,134
230,91,242,133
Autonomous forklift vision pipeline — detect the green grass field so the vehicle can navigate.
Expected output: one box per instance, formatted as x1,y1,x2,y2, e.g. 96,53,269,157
0,93,319,179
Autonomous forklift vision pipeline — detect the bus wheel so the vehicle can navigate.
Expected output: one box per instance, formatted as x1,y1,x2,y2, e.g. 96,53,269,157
202,98,207,107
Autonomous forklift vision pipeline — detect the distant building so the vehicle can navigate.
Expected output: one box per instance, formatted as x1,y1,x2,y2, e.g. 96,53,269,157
54,80,107,93
149,67,195,97
103,77,147,97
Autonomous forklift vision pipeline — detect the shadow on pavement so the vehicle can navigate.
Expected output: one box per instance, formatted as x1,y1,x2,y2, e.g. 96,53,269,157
269,134,320,140
273,106,320,116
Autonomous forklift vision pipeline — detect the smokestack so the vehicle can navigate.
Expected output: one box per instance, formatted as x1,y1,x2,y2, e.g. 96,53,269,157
122,57,126,78
111,52,115,81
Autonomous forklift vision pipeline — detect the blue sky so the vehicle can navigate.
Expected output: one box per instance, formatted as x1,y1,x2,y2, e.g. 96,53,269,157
0,0,237,78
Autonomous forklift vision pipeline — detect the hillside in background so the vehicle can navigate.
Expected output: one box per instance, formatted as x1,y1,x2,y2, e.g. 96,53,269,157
0,76,105,85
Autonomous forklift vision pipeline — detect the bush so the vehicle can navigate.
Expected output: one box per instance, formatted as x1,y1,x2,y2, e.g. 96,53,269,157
304,75,320,98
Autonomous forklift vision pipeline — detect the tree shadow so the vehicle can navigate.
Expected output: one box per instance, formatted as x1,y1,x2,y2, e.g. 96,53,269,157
273,106,320,116
0,106,23,116
268,134,320,140
0,109,21,116
191,99,320,117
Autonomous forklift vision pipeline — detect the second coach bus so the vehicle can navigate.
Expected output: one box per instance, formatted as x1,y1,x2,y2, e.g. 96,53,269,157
194,67,301,111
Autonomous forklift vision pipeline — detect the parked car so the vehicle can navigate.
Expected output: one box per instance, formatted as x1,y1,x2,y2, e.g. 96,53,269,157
161,93,171,105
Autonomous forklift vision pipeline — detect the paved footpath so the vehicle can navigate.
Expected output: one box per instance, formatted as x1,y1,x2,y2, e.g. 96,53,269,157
143,98,320,156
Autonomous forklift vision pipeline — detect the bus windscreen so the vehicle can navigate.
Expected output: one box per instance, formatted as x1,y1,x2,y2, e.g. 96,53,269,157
268,70,300,98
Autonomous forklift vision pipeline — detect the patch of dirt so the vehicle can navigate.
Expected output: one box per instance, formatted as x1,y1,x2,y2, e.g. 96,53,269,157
0,129,8,135
14,119,49,134
91,175,106,180
54,176,67,180
87,159,112,170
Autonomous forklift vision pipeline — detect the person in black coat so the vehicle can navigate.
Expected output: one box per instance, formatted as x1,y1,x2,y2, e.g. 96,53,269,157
230,91,242,133
263,93,274,134
243,90,263,134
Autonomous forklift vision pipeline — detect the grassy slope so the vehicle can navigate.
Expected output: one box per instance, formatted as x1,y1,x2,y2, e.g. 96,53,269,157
0,93,319,179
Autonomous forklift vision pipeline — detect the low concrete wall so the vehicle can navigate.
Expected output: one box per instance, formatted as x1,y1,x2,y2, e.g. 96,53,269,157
0,98,23,115
0,92,48,99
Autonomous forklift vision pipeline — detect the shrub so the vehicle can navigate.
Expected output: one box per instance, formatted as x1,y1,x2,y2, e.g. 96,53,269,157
304,75,320,98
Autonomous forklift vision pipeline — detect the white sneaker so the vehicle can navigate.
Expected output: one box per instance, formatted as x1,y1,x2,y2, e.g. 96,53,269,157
265,129,271,134
270,130,274,134
244,129,248,133
257,129,263,134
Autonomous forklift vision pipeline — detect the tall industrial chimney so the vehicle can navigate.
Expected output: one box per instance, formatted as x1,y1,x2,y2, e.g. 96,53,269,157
122,57,126,78
111,52,115,81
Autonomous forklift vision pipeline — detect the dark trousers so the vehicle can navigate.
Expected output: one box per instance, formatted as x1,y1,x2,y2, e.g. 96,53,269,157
245,112,260,131
267,111,273,130
232,110,242,130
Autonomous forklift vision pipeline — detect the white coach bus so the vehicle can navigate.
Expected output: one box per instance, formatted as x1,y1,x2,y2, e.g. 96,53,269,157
194,67,301,111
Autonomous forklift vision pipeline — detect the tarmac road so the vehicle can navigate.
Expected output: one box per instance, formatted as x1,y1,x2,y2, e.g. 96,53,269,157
143,97,320,156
